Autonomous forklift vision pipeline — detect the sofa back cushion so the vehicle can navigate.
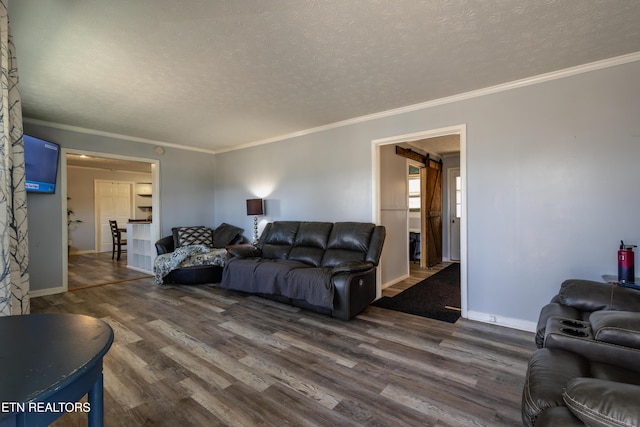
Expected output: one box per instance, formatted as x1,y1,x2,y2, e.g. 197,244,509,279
289,222,333,267
261,221,300,259
321,222,375,267
212,222,243,248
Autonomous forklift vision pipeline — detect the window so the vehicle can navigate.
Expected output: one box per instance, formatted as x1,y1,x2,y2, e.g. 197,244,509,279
409,165,421,211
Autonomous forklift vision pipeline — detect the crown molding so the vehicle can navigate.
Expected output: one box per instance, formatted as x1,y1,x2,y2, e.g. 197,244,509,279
21,118,217,155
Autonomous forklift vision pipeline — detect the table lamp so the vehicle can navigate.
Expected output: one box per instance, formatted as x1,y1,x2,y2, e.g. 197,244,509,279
246,198,264,244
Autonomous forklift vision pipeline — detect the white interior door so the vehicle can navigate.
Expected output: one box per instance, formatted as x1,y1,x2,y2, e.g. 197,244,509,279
449,167,461,261
96,180,133,252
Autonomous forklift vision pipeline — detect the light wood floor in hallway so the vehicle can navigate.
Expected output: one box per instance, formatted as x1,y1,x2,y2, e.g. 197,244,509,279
68,252,153,289
32,257,535,426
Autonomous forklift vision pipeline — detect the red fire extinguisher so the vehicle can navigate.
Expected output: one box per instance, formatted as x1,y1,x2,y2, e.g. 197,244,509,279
618,241,637,283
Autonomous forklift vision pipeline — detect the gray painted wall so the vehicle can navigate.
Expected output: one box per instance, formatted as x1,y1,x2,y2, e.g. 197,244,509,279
25,123,216,292
214,60,640,325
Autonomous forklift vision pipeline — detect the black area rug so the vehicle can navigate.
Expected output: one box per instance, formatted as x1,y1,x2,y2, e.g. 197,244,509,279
372,263,461,323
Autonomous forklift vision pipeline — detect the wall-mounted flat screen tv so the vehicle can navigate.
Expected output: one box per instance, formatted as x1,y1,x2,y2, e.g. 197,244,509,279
24,135,60,194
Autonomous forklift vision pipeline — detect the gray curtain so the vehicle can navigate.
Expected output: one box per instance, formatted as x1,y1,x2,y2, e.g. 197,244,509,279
0,2,29,316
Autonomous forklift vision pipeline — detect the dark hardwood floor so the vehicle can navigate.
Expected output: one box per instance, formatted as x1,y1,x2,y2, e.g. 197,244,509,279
32,258,535,426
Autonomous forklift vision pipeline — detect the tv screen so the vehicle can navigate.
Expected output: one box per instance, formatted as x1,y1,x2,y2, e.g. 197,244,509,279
24,135,60,194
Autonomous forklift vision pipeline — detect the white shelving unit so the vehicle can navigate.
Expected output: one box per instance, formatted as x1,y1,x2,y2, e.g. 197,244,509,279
135,182,153,220
126,222,156,273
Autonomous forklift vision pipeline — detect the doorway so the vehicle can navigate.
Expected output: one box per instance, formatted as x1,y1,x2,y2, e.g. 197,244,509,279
61,149,160,291
373,124,467,317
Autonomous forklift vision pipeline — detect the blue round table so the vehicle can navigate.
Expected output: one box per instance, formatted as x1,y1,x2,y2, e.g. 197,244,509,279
0,313,113,427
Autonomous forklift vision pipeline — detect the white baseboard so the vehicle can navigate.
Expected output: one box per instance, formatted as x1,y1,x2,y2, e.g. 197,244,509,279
30,286,65,298
126,265,153,275
466,310,536,332
381,273,410,289
69,249,96,255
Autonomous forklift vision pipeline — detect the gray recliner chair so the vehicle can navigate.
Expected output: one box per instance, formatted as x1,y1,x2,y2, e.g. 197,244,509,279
523,280,640,426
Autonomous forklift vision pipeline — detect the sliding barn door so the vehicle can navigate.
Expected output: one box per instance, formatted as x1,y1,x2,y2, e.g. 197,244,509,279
421,158,442,267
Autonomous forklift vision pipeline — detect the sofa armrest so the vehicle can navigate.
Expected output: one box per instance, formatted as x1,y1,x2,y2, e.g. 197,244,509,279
227,245,261,259
536,302,583,348
544,314,640,372
564,378,640,427
365,226,386,266
331,268,377,320
331,261,374,275
155,235,175,255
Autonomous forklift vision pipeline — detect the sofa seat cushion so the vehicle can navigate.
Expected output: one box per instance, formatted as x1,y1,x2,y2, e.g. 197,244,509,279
222,258,334,309
533,406,584,426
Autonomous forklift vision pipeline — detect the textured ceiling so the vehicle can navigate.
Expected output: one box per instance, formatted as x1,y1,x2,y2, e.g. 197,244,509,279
9,0,640,153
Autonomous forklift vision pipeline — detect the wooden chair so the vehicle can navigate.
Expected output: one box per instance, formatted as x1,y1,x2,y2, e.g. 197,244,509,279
109,220,127,261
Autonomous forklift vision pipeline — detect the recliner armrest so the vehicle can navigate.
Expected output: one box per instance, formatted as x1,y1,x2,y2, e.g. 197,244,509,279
590,311,640,349
331,261,374,275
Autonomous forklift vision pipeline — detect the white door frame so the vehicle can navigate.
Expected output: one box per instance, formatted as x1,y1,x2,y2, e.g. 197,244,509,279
372,124,468,318
60,148,161,292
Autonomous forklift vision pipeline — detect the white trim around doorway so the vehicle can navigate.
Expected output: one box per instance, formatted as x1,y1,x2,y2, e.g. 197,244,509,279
371,124,468,319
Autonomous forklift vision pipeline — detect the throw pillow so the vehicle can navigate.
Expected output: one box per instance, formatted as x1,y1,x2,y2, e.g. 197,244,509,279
175,226,213,248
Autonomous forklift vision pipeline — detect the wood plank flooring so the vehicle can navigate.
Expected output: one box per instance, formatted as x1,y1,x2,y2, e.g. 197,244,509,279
31,262,535,426
68,252,153,289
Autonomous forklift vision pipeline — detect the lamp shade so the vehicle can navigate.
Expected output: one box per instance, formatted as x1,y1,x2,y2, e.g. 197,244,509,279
246,198,264,216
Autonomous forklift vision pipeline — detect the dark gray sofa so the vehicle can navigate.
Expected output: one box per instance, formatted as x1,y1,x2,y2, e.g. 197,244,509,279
220,221,386,320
